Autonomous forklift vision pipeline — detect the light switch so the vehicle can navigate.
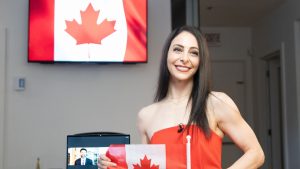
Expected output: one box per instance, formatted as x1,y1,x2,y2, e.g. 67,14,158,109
14,77,25,91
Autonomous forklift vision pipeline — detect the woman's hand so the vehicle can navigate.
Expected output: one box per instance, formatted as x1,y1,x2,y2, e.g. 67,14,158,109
97,154,117,169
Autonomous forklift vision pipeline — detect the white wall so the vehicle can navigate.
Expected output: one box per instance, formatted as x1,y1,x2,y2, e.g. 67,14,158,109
252,0,300,168
0,0,171,169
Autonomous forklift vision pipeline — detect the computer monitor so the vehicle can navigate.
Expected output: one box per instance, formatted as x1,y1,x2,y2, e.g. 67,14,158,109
67,132,130,169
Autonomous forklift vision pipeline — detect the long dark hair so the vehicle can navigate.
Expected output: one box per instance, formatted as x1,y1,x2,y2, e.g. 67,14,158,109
154,26,212,137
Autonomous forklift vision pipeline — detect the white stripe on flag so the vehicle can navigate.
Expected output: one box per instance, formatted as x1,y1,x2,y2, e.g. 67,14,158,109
54,0,127,62
125,144,166,169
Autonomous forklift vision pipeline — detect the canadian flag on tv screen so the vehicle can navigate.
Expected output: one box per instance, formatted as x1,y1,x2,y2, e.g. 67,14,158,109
28,0,147,62
106,144,187,169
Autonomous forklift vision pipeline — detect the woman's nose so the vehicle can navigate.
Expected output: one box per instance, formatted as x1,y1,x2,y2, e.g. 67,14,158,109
180,52,189,63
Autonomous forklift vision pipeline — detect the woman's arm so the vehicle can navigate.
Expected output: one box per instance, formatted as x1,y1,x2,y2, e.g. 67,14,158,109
213,92,265,169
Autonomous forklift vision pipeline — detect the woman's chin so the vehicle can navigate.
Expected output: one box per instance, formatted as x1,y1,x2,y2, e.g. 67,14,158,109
171,75,194,82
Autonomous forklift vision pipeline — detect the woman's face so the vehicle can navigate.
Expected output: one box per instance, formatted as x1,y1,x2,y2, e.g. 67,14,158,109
167,31,200,82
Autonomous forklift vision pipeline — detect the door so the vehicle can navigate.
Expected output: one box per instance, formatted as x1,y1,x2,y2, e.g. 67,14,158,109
211,60,245,168
266,55,284,169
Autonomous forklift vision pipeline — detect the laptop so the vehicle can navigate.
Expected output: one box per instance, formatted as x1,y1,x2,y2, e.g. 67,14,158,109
66,132,130,169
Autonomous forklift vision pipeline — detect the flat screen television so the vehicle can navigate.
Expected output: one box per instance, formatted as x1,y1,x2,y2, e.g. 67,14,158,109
28,0,147,63
66,132,130,169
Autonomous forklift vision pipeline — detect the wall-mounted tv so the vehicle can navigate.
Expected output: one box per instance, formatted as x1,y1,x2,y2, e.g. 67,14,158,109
28,0,147,63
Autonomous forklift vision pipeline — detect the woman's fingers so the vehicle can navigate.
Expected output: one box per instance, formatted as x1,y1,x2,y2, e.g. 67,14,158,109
98,161,117,169
100,154,111,161
98,154,117,169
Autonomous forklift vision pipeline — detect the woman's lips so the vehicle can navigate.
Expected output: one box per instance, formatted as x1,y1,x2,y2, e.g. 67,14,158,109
175,65,191,72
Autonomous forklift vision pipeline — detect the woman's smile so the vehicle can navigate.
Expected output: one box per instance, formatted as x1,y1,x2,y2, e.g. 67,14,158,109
175,64,192,72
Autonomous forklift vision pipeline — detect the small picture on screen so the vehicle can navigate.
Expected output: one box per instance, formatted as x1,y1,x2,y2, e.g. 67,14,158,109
68,147,107,166
28,0,147,63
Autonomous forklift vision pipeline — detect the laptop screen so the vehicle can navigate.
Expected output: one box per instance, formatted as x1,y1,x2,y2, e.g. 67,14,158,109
67,133,130,169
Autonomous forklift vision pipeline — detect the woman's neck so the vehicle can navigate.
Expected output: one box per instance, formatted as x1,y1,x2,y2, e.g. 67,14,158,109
167,78,193,100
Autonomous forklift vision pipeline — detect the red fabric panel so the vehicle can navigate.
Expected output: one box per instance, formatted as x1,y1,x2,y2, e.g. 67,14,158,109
123,0,147,62
28,0,54,62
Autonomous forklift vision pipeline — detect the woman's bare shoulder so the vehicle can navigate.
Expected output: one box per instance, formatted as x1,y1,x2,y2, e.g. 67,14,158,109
137,102,160,123
209,91,230,100
136,102,161,140
209,91,238,108
208,91,240,120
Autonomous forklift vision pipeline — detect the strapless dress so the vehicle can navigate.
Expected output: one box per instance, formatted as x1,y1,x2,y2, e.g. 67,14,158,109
150,125,222,169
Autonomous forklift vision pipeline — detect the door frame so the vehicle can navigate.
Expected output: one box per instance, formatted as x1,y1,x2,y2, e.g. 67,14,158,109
260,43,288,169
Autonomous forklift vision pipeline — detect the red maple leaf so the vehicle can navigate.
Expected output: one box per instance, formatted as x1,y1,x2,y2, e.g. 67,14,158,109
65,3,116,45
133,155,160,169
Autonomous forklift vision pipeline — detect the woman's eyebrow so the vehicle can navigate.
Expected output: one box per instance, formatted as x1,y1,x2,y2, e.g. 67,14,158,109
172,44,199,50
190,47,199,50
172,44,184,48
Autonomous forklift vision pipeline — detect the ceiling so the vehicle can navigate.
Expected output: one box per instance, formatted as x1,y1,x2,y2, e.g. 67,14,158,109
199,0,286,27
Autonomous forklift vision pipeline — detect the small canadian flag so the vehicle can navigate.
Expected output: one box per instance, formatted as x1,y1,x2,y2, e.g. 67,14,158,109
106,136,192,169
29,0,147,62
106,144,185,169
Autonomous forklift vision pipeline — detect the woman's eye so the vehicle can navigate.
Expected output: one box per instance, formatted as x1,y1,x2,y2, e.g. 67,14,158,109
173,47,183,53
190,51,199,56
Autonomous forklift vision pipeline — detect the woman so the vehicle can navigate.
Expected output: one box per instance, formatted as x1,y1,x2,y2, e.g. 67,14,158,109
98,26,265,169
